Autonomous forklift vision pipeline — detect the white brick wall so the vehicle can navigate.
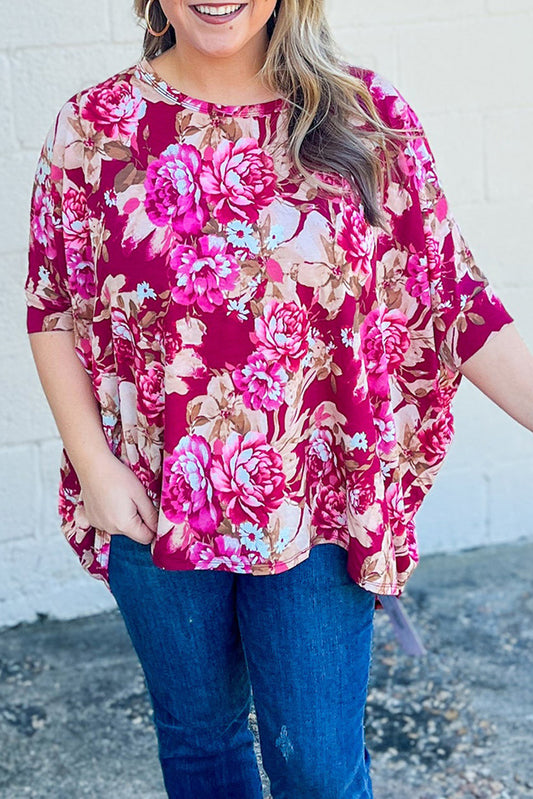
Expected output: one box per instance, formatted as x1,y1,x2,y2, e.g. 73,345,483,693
1,1,532,628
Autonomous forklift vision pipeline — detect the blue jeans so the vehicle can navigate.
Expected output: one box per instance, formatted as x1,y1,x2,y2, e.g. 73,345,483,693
108,534,376,799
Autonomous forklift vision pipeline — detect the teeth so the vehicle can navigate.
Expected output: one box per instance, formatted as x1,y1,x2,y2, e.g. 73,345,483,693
195,4,243,15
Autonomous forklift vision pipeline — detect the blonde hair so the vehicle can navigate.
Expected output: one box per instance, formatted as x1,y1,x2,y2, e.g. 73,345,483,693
133,0,408,227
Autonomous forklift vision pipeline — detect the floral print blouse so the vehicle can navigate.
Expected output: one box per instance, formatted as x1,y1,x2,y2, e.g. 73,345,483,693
24,56,513,598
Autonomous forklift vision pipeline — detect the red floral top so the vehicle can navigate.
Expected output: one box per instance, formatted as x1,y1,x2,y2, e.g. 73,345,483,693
24,57,513,598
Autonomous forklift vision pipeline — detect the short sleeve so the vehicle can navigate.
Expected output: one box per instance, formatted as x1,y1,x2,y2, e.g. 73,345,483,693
24,102,75,333
369,74,514,375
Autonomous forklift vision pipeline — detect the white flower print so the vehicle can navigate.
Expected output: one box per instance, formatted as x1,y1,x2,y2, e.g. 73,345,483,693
239,522,270,557
350,432,368,451
227,297,250,321
266,224,285,250
274,525,293,554
104,189,117,207
340,327,354,347
38,265,51,284
35,158,51,185
226,220,260,254
137,281,156,302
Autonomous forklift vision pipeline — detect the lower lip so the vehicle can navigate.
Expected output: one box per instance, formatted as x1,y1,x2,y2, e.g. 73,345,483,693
191,5,246,25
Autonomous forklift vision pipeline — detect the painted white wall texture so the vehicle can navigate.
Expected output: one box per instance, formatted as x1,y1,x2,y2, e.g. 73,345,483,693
1,1,532,628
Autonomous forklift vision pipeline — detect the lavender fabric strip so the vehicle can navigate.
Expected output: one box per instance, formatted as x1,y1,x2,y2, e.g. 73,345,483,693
379,596,427,657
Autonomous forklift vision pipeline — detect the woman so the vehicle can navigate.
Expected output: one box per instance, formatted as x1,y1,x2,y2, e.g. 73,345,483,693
24,1,533,797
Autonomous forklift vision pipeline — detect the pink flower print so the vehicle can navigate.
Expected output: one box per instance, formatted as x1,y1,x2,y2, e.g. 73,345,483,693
233,352,288,411
311,482,347,540
406,521,419,563
58,485,75,524
110,308,141,369
347,472,376,515
417,414,454,465
67,247,96,299
369,76,409,118
162,323,183,365
251,301,310,372
338,204,375,278
162,435,222,533
31,183,58,258
406,252,431,307
95,540,110,568
434,384,456,411
74,335,93,373
200,137,276,224
374,400,397,455
145,143,208,236
130,456,155,491
398,136,432,191
210,431,285,527
169,235,240,312
306,428,338,481
62,186,90,251
424,228,442,287
137,362,165,422
81,80,146,139
391,96,420,129
189,534,252,573
385,482,405,536
360,306,410,378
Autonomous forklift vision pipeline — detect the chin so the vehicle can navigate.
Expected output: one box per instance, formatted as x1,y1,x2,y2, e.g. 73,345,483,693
192,40,246,59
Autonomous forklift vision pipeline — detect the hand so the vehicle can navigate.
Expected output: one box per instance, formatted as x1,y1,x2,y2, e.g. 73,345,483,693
78,450,158,544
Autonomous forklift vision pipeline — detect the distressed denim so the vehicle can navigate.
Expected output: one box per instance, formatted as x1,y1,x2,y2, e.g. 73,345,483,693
108,534,375,799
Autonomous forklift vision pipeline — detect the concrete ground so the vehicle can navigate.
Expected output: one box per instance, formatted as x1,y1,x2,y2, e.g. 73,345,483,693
0,539,532,799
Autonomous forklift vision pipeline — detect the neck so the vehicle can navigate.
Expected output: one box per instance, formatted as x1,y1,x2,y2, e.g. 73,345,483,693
156,35,275,105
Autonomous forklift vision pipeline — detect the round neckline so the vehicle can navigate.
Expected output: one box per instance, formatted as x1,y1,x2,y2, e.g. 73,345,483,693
136,56,287,118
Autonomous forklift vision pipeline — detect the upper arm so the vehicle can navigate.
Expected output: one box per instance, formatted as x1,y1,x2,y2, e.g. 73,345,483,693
459,321,533,432
24,98,79,334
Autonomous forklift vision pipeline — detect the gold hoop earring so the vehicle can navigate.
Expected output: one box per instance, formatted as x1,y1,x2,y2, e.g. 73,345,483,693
144,0,170,37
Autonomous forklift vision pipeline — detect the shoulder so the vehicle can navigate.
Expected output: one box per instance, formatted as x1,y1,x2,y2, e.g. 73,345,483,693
344,64,424,133
49,62,142,140
75,62,143,115
42,62,146,176
345,64,440,202
69,62,140,108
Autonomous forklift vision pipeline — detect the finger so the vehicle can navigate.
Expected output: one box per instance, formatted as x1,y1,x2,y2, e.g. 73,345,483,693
132,486,158,533
124,512,156,544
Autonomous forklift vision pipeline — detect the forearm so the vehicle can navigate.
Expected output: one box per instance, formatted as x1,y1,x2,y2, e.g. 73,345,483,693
29,330,157,541
28,330,113,480
459,322,533,433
